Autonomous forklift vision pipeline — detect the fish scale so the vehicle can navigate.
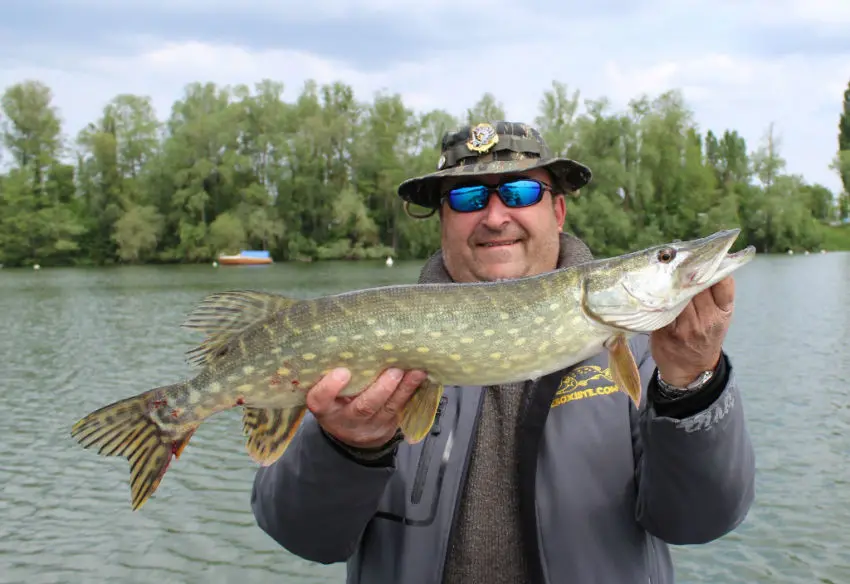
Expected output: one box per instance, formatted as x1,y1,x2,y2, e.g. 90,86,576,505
70,228,755,511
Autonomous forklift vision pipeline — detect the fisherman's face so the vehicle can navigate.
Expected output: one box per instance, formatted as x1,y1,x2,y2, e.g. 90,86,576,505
438,167,567,283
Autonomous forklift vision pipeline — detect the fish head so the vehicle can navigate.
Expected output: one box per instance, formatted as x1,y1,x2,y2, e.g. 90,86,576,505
581,229,755,333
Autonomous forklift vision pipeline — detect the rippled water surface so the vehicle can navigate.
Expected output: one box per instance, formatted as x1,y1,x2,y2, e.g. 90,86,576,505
1,253,848,583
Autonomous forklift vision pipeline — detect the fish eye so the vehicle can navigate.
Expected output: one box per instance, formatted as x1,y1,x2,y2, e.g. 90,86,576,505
656,247,676,263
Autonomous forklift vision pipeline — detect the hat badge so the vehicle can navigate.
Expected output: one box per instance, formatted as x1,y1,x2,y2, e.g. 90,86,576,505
467,122,499,153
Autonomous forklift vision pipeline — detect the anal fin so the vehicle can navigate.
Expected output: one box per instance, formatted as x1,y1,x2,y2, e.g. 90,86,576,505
400,377,444,444
242,406,307,465
606,333,642,408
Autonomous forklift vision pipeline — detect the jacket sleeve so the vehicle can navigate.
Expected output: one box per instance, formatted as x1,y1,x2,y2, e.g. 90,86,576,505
630,335,756,545
250,412,397,564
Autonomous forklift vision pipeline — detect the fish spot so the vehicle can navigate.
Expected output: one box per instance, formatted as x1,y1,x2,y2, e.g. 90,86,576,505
381,343,394,351
302,368,315,374
538,341,551,351
312,324,321,331
461,365,476,374
508,328,519,335
366,318,377,325
429,331,442,338
210,382,222,393
302,353,316,361
483,329,495,336
449,354,461,361
339,351,354,359
490,352,502,359
499,312,510,320
374,330,387,337
264,360,274,366
326,336,338,343
554,326,564,336
188,390,201,404
271,347,282,355
534,316,545,324
237,384,254,392
416,346,430,353
460,337,474,344
361,369,376,377
243,365,255,375
550,303,560,311
352,334,364,341
514,338,527,346
401,328,415,335
277,367,290,376
386,357,399,363
292,342,302,349
226,375,240,383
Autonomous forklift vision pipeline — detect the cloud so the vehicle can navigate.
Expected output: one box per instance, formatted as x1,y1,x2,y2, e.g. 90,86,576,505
1,0,848,194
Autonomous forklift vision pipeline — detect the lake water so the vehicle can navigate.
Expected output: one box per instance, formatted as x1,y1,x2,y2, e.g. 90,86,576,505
1,252,848,584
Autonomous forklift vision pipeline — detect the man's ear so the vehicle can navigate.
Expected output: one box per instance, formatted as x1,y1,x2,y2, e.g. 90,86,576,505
552,192,566,229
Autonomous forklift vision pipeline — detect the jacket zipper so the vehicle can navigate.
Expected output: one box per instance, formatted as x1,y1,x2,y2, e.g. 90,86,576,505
410,396,447,505
436,391,485,582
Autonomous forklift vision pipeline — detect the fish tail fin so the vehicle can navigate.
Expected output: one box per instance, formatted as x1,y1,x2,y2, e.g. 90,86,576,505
70,383,199,511
606,333,643,408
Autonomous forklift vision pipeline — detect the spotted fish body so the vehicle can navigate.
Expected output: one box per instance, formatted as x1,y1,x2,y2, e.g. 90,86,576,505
70,228,755,511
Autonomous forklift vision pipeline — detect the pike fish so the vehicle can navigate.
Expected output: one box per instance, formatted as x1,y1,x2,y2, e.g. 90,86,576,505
70,228,755,510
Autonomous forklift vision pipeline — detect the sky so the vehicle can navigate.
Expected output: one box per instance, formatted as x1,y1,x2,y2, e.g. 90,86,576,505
2,0,849,193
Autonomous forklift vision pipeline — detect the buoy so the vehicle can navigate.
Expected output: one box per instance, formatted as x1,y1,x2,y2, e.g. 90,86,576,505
33,264,41,270
212,261,218,268
386,256,394,267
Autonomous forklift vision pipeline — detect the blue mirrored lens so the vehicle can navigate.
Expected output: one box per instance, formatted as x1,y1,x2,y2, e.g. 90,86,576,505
500,180,543,207
447,179,543,212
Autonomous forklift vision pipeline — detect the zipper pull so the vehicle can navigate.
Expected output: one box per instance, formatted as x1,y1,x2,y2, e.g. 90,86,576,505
430,396,447,435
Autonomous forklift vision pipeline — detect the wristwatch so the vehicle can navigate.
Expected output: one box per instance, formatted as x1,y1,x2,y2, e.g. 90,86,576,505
656,369,715,397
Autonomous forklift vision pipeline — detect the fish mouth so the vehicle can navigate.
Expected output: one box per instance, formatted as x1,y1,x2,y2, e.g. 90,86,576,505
681,229,756,288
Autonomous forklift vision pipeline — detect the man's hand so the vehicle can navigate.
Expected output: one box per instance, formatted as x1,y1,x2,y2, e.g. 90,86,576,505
651,276,736,387
306,367,428,449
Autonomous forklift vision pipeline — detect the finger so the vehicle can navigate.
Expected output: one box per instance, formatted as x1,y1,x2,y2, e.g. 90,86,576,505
348,368,404,419
306,367,351,415
710,277,736,312
378,369,429,421
691,288,716,323
670,301,698,336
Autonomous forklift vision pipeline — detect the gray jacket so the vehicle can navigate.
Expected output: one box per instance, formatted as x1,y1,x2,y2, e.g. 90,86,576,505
251,328,756,583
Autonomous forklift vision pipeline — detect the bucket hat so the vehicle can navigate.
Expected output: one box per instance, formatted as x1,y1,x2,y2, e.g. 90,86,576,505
397,121,592,215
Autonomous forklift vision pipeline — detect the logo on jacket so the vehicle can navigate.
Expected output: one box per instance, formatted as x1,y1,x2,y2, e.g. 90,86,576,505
551,365,620,408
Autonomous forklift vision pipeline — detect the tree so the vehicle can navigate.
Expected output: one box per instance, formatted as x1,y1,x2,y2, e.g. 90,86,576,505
0,77,841,266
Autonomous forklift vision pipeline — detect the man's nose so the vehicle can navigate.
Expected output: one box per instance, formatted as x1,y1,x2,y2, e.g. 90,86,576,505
480,192,512,228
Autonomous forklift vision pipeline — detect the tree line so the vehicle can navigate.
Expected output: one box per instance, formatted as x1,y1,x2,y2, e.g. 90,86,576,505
0,77,848,268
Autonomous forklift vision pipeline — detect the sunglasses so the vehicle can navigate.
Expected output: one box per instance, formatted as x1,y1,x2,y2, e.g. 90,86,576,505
442,178,552,213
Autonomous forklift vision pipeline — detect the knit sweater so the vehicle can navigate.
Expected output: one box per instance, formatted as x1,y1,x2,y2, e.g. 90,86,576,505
415,232,595,584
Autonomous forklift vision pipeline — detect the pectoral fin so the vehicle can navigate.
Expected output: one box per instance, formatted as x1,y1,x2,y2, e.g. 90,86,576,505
242,405,307,465
400,377,444,444
606,334,642,408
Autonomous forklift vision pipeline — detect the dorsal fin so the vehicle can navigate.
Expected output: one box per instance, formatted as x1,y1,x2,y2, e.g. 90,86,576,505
181,290,299,367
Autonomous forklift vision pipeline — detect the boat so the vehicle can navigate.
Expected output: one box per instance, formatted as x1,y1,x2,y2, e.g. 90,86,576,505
217,250,274,266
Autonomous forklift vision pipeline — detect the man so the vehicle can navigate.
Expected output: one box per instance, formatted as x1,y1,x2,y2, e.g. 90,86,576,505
251,121,756,584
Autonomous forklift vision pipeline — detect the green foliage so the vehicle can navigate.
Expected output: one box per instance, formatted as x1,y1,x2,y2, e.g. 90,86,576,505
0,77,846,267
